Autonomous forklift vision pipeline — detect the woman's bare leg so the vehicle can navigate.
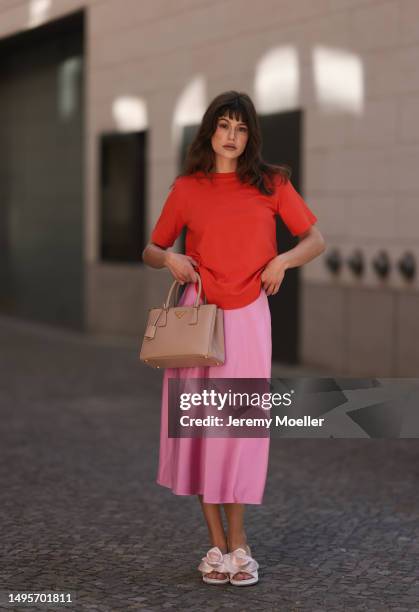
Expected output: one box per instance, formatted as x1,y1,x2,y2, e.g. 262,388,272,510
223,503,252,580
198,495,228,579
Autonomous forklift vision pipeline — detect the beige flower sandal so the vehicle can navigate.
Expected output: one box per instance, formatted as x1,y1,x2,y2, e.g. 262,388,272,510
225,544,259,586
198,546,230,585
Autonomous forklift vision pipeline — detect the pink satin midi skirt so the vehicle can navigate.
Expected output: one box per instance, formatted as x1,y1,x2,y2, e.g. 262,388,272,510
156,283,272,504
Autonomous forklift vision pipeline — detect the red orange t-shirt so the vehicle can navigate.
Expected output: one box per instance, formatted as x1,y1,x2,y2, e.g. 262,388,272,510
150,171,317,309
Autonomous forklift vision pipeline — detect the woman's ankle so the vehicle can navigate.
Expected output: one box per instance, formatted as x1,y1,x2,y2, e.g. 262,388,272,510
210,537,227,553
227,532,247,552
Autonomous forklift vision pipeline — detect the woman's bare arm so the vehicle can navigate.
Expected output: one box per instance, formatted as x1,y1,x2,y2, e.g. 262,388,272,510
142,242,199,284
142,242,170,269
277,225,326,271
261,225,326,295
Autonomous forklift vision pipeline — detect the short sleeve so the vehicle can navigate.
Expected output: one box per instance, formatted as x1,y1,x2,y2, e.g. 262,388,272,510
276,177,317,236
150,178,187,248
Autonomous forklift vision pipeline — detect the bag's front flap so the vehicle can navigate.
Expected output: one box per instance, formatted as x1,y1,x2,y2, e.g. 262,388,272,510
142,304,218,356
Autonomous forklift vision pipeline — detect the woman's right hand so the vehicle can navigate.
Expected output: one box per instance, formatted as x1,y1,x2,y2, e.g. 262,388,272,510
164,251,199,284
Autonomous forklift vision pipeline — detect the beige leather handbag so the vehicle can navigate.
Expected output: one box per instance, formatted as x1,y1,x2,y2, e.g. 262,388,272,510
139,273,225,369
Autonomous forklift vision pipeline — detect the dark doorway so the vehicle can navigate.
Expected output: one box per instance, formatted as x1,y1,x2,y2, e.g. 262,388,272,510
260,111,302,364
178,112,303,364
0,12,85,329
99,131,147,262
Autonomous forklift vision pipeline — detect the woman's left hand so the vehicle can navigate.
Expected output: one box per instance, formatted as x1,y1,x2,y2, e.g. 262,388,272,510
261,256,288,296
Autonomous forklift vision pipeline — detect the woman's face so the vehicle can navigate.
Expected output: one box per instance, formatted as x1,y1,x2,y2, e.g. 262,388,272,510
211,114,249,162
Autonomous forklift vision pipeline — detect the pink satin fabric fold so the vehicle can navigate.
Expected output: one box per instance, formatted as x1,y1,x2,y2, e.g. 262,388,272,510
156,283,271,504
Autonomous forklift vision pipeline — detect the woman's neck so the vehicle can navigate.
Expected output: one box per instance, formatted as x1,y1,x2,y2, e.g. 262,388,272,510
214,157,237,174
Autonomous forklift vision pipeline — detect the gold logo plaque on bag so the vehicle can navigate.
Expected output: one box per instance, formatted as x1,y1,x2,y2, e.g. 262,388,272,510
139,273,225,369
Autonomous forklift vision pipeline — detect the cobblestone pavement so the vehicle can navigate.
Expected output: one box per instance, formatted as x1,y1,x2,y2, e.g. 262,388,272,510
1,316,419,612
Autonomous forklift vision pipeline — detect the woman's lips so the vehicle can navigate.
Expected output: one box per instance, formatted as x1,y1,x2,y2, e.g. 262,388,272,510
223,145,236,150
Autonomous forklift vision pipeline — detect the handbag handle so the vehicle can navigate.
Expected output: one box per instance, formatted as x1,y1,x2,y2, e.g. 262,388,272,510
164,273,206,309
172,281,206,306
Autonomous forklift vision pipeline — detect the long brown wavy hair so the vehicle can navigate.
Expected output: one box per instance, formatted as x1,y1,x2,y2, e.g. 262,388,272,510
178,90,291,196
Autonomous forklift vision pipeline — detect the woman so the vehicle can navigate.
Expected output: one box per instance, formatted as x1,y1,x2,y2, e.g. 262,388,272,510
142,91,325,586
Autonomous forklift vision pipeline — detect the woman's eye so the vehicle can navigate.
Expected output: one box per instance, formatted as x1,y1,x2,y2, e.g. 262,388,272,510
217,122,247,132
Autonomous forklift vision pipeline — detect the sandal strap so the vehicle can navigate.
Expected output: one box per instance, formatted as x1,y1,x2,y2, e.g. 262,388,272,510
225,547,259,575
198,546,229,575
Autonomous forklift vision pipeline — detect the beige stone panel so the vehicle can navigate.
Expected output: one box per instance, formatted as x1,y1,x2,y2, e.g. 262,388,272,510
89,5,239,67
221,0,330,30
395,196,419,241
347,1,399,50
217,4,349,69
396,293,419,376
346,194,395,241
329,0,377,10
305,108,347,149
90,50,196,101
303,192,346,237
399,0,419,46
0,0,25,8
88,0,341,70
306,147,395,192
345,98,397,146
0,3,31,37
148,138,177,166
296,10,352,51
89,0,211,37
146,88,187,164
87,14,352,105
91,0,270,36
393,145,419,192
400,95,419,143
365,46,419,99
192,35,270,83
89,0,330,43
89,63,151,102
301,283,346,374
92,9,243,72
89,27,139,68
86,261,171,335
208,74,255,102
305,150,341,192
346,287,394,376
301,250,329,284
155,24,299,86
89,97,116,131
